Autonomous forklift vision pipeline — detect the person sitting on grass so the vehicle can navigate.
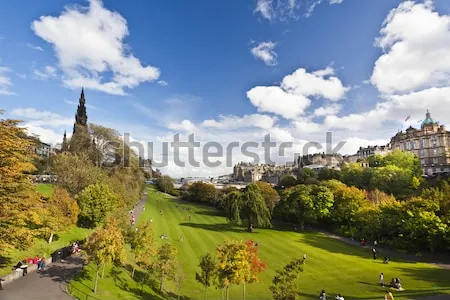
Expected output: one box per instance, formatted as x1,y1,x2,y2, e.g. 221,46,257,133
385,290,394,300
383,256,389,264
335,294,344,300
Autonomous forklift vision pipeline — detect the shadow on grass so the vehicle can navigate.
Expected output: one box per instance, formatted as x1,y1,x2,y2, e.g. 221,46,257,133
179,222,258,234
109,265,163,300
299,288,450,300
299,233,417,264
195,210,225,217
397,266,450,285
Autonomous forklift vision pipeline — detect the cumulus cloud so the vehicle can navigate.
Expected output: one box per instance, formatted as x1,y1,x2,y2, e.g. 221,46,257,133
168,120,196,132
0,66,15,95
202,114,277,130
31,0,160,95
246,67,348,119
371,1,450,94
11,107,73,128
250,41,277,66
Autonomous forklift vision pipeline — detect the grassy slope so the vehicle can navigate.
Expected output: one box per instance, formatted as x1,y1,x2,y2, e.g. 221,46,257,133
0,184,92,276
71,188,450,300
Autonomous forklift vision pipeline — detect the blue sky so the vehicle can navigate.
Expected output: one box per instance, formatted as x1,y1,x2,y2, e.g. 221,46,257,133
1,0,450,176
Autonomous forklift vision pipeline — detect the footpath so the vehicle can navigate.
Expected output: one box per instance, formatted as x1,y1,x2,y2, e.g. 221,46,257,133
0,193,148,300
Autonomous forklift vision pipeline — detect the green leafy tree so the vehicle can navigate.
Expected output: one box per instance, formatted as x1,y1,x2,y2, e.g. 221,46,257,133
88,123,120,167
85,219,126,293
156,175,174,194
153,243,178,292
195,253,218,300
242,240,267,300
255,181,280,212
51,152,108,195
44,187,79,243
129,221,155,278
270,258,305,300
279,175,297,188
223,190,243,225
187,182,217,203
241,184,272,228
277,184,333,230
76,183,118,228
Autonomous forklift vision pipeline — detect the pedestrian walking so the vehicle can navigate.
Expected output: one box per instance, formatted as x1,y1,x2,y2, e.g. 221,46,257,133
380,272,384,287
372,248,377,259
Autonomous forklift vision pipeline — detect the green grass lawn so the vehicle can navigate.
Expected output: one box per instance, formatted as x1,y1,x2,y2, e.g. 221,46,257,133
0,183,92,276
35,183,54,197
70,188,450,300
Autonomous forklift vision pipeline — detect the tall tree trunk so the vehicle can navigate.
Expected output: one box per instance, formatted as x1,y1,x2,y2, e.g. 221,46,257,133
178,287,181,300
48,232,54,244
94,267,99,293
243,281,246,300
132,263,136,278
205,287,208,300
226,286,230,300
101,263,106,278
160,275,164,292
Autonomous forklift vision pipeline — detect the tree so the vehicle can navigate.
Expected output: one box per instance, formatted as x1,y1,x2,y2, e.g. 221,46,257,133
216,240,251,300
44,187,79,243
278,175,297,188
255,181,279,212
89,123,121,167
240,184,272,228
76,183,118,228
153,243,177,292
174,261,186,300
129,221,155,278
242,240,266,300
196,253,218,300
277,184,334,230
187,182,217,204
0,115,45,250
156,176,174,194
51,152,108,195
223,190,243,225
85,219,126,293
270,258,305,300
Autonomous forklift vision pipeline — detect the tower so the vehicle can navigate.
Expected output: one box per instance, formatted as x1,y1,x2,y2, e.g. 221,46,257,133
73,88,88,134
61,130,68,152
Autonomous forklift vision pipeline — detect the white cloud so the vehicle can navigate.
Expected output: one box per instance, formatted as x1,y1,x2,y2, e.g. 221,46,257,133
168,120,196,132
250,41,277,66
246,67,348,119
313,103,341,116
202,114,277,130
247,86,311,119
282,67,349,101
371,1,450,94
23,125,65,146
33,65,57,80
26,43,44,51
157,80,168,86
329,0,343,4
255,0,274,21
11,107,73,128
0,66,15,95
32,0,160,95
305,0,344,18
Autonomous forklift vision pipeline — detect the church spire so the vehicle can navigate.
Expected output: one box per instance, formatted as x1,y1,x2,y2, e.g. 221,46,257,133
61,130,68,152
74,88,88,133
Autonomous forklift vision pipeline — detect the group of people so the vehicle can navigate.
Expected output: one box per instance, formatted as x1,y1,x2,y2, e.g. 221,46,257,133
71,242,80,254
13,256,47,276
319,290,345,300
129,210,136,226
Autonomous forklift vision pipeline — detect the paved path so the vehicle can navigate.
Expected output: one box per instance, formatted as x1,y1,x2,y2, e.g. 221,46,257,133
1,255,83,300
1,193,148,300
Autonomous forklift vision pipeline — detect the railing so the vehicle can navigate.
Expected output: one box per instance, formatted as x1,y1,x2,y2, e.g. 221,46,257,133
66,282,102,300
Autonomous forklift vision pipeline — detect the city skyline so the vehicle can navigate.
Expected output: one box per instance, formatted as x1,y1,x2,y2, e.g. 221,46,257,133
1,0,450,176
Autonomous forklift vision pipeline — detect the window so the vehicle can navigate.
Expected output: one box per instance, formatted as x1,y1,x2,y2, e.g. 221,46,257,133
432,138,437,147
404,142,408,150
433,149,438,156
420,158,425,165
433,157,438,164
420,149,425,157
410,141,415,150
420,139,424,148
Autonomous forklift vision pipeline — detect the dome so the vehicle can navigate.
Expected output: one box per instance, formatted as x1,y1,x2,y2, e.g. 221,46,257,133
421,110,437,128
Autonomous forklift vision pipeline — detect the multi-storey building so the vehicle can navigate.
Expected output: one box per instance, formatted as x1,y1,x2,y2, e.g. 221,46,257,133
356,144,391,160
390,110,450,176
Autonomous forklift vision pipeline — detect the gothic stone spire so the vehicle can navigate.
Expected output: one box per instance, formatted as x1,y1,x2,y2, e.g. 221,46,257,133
73,88,88,134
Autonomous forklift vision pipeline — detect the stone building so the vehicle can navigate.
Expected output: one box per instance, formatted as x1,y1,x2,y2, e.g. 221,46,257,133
390,110,450,176
356,144,391,160
297,153,342,169
232,162,295,183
